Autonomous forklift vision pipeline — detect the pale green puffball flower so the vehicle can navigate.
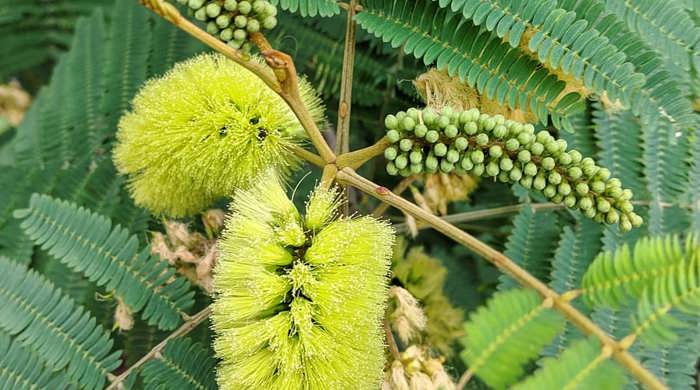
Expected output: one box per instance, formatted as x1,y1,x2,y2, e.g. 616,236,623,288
113,53,325,217
212,170,395,389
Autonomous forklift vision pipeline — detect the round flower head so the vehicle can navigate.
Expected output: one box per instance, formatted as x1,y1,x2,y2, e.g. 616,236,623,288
113,53,325,216
212,170,394,389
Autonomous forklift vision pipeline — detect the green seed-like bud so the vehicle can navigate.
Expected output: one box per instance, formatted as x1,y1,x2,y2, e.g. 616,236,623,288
208,22,221,35
531,142,544,155
548,171,562,185
425,155,439,171
434,143,447,157
543,185,557,198
455,137,469,151
575,182,589,195
583,164,598,177
569,149,582,163
568,166,583,180
493,114,505,125
579,197,593,210
606,210,619,224
486,161,500,177
386,162,398,175
437,115,450,129
520,176,533,188
536,130,552,144
509,167,522,181
517,132,532,145
541,157,555,170
414,124,428,138
233,29,247,41
591,181,605,193
189,0,206,9
564,195,577,207
493,125,507,138
558,152,572,165
551,194,564,203
409,150,423,164
426,130,439,143
458,111,471,124
265,3,277,16
471,150,485,164
206,2,222,17
607,187,622,198
384,147,398,160
476,133,489,146
597,168,611,180
499,157,513,171
489,145,503,158
385,115,398,129
399,138,413,152
533,175,546,190
395,155,408,169
597,199,611,213
608,178,622,189
411,163,424,174
247,19,260,32
466,108,480,121
445,125,459,138
440,159,454,173
422,108,437,125
620,201,633,213
505,138,520,151
399,167,412,177
620,219,633,232
447,150,460,163
558,182,572,196
386,130,400,143
224,0,238,10
584,208,597,219
194,8,208,21
621,189,633,200
216,14,232,27
227,39,243,49
441,106,455,118
524,162,537,176
253,0,267,14
262,16,277,29
235,15,248,28
401,117,416,131
464,121,478,135
498,171,510,183
406,108,420,120
630,213,643,227
518,149,531,163
461,157,474,171
472,164,485,176
482,118,496,131
238,1,252,14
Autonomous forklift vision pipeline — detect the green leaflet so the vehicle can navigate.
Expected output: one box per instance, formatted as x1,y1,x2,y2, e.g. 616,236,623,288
0,257,121,389
355,0,585,130
0,331,72,390
270,0,340,17
460,288,565,389
513,337,627,390
141,337,217,390
438,0,646,110
14,193,196,330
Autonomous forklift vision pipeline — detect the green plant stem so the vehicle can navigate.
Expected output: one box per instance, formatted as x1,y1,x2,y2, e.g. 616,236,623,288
372,175,416,216
336,167,667,390
291,144,325,167
106,306,212,390
336,136,390,169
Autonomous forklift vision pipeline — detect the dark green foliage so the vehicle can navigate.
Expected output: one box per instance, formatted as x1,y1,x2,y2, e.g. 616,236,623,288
270,0,340,17
141,337,217,390
0,257,120,389
15,194,196,330
0,331,72,389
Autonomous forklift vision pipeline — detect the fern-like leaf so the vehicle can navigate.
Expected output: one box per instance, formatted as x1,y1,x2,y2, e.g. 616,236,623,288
14,193,195,330
0,331,72,390
460,288,565,389
270,0,340,17
356,0,585,130
438,0,646,109
581,234,691,308
141,337,217,390
0,257,121,389
513,337,627,389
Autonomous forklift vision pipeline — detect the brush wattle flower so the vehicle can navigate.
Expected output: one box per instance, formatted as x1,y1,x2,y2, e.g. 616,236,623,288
212,171,395,389
113,53,325,216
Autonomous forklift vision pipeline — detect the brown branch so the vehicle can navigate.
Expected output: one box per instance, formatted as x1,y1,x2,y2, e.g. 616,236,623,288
336,167,667,390
106,306,212,390
372,175,416,217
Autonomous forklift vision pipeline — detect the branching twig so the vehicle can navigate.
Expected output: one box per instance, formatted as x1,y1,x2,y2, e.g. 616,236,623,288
336,167,667,390
372,175,416,216
106,306,212,390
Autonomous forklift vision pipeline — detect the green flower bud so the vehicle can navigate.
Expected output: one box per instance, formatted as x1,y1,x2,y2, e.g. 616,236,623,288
445,125,459,138
597,168,611,180
466,108,480,121
208,22,222,35
455,137,469,151
422,108,437,125
238,1,252,14
524,162,538,176
569,149,582,163
493,114,505,125
606,210,619,224
475,133,489,146
607,187,622,198
543,185,557,198
533,175,546,190
194,8,208,21
386,162,398,175
558,152,572,165
458,111,471,124
447,150,460,163
189,0,206,9
520,176,533,188
568,166,583,180
489,145,503,158
471,150,485,164
518,149,531,162
575,182,589,195
620,219,633,232
246,19,260,33
499,157,513,171
227,39,243,49
399,138,413,152
482,118,496,131
620,201,633,213
399,167,412,177
548,171,562,185
509,167,522,181
621,189,633,200
262,16,277,30
384,147,398,161
486,161,500,177
597,199,611,213
437,115,450,129
253,0,267,14
265,3,277,16
426,130,440,143
394,154,408,169
591,181,605,193
630,213,643,227
583,165,599,177
434,143,447,157
233,29,247,41
425,155,439,171
409,150,423,164
541,157,555,170
584,207,597,219
498,171,510,183
517,132,532,145
401,117,416,131
536,130,552,144
461,157,474,171
440,159,454,173
531,142,544,155
216,13,232,27
579,197,593,210
406,108,420,120
558,182,571,196
464,121,478,135
224,0,238,10
441,106,455,118
564,195,577,207
551,194,564,203
411,163,423,174
608,178,622,189
235,15,248,28
493,124,508,138
414,124,428,138
472,164,485,176
505,138,520,151
386,130,400,143
206,2,222,17
385,115,398,129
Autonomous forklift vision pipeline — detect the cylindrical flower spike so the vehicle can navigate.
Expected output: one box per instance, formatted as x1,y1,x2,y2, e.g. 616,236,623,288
213,171,395,389
114,54,325,216
382,107,643,232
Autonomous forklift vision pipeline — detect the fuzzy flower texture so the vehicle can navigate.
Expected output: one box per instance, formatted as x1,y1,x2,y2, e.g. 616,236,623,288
114,53,324,216
383,107,643,232
212,171,395,389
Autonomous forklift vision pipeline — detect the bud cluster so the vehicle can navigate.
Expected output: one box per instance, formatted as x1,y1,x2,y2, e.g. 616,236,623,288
383,107,643,231
178,0,278,51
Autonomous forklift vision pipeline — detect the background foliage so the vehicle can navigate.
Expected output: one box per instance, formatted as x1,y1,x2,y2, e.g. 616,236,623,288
0,0,699,388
